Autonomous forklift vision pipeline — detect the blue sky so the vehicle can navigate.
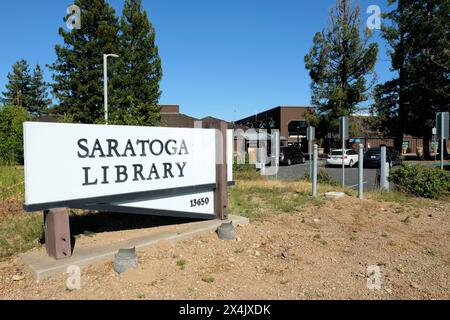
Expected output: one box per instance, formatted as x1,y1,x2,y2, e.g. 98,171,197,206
0,0,393,121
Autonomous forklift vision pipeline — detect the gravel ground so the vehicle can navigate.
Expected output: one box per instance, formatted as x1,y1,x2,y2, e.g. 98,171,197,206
0,193,449,300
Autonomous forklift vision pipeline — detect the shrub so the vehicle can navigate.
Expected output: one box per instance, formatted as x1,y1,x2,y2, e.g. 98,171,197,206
233,154,261,180
303,169,338,186
0,105,31,165
389,164,450,198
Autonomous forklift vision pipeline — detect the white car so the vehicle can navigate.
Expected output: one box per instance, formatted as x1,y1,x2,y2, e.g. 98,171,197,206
326,149,359,167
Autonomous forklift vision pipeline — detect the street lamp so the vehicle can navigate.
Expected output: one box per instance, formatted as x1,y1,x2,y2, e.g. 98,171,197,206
103,53,119,125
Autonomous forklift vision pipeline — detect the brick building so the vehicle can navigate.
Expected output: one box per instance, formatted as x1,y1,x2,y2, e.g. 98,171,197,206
235,106,314,152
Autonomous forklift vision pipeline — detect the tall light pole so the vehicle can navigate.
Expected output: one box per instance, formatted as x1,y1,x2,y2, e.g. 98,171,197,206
103,53,119,125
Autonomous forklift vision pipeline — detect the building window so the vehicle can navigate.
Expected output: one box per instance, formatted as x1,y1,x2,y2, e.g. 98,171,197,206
288,120,307,136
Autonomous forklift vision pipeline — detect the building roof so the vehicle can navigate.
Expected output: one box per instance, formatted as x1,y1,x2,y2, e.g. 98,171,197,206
157,112,199,128
34,106,239,130
201,116,247,130
236,105,314,123
159,105,180,114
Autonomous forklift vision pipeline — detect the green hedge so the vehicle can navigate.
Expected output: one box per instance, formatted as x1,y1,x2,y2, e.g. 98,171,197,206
0,105,31,165
390,164,450,198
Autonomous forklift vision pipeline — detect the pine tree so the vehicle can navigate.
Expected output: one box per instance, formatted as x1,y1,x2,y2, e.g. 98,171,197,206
1,59,32,109
49,0,119,124
371,0,410,151
110,0,162,126
28,65,51,116
304,0,378,138
372,0,450,156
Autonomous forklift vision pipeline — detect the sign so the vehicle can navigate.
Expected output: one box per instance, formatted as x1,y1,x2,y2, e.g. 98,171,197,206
299,121,308,128
339,117,349,141
307,126,315,141
436,112,449,139
23,122,233,217
349,138,361,143
268,119,276,128
432,127,437,135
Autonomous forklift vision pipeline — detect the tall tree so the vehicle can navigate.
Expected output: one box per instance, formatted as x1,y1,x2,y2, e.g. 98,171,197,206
1,59,32,109
372,0,450,156
0,105,31,164
49,0,119,124
28,64,51,116
110,0,163,126
304,0,378,138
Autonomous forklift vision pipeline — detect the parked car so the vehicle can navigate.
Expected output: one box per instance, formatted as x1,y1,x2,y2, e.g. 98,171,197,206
363,146,401,168
326,149,359,167
288,142,302,149
279,146,306,166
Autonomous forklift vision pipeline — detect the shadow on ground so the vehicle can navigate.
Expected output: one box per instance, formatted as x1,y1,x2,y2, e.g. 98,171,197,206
37,211,203,254
69,211,201,237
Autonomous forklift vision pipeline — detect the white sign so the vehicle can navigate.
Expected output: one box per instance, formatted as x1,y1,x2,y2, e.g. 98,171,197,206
24,122,233,213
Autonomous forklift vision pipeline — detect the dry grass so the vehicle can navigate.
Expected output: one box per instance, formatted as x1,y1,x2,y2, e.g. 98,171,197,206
229,171,356,221
0,166,24,201
0,166,43,260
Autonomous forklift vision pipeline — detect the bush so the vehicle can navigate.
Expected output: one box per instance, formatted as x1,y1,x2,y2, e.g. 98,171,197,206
233,155,261,180
390,164,450,198
303,169,338,186
0,106,31,165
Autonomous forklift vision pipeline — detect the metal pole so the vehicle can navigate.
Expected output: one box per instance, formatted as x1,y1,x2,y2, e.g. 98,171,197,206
312,144,318,197
441,115,444,170
380,146,389,191
342,139,345,187
103,54,119,125
358,144,364,199
275,131,279,180
103,54,108,125
310,139,312,178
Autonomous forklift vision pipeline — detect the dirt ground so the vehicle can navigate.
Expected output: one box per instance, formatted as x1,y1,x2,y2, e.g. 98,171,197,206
0,191,449,300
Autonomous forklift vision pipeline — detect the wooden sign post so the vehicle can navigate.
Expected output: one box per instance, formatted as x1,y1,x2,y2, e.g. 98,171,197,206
44,208,71,259
202,119,228,220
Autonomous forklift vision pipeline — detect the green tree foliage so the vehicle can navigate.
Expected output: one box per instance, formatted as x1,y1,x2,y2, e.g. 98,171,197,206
304,0,378,138
0,106,31,165
50,0,163,125
28,65,51,117
1,60,32,109
2,61,51,117
372,0,450,155
110,0,163,126
49,0,119,124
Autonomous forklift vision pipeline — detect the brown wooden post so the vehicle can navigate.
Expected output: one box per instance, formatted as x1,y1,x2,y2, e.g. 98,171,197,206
44,208,72,259
203,119,228,220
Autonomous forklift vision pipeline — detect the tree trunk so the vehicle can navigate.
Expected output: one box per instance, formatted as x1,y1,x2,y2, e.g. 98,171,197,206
445,139,449,159
394,132,403,153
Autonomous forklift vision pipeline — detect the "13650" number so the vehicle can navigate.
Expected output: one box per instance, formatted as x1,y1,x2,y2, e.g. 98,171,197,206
190,197,210,207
